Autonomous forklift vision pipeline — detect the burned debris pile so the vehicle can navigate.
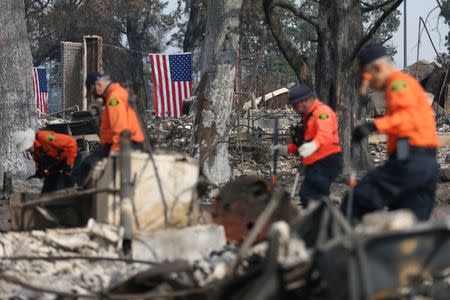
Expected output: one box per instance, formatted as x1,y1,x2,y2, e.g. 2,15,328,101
3,104,450,299
2,173,450,299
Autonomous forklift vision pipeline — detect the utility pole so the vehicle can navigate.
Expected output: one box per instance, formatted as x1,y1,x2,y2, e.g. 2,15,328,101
404,0,407,68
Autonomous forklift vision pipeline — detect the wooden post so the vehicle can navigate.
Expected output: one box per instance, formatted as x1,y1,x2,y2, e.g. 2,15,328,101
120,131,135,240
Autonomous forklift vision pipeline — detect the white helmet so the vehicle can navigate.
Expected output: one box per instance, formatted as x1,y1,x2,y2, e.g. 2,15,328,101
13,128,36,152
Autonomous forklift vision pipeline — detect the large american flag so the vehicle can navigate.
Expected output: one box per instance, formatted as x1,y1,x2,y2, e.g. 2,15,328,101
149,53,192,118
32,67,48,117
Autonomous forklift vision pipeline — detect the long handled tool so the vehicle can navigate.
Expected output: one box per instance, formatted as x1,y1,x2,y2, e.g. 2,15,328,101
290,165,302,199
290,169,300,199
272,117,280,185
346,142,359,220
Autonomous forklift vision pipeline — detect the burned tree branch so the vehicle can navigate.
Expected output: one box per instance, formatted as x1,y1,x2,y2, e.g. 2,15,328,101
348,0,404,65
273,0,319,28
263,0,313,86
361,0,400,13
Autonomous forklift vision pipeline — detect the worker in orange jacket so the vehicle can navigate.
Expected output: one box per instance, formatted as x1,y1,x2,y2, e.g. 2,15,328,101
275,84,342,207
13,129,78,194
341,45,439,221
86,72,144,155
80,72,145,186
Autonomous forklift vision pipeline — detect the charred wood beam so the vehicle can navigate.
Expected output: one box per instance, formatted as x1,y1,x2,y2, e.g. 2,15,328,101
16,188,118,208
348,0,404,66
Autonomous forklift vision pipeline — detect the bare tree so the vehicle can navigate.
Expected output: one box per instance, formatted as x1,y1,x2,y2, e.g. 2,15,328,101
195,0,243,185
264,0,404,169
0,0,36,177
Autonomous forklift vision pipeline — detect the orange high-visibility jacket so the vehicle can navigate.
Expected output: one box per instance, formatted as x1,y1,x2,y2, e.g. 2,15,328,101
288,100,341,165
374,71,439,154
100,83,145,151
33,130,78,167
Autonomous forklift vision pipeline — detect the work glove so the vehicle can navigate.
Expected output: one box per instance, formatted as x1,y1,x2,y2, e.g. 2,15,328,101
270,144,288,156
352,122,377,143
299,141,318,158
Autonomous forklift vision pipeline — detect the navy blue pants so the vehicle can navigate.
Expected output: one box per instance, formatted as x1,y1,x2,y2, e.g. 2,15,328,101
341,152,438,222
300,152,343,207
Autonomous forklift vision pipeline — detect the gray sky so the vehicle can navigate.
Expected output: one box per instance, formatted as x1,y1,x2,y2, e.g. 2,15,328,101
166,0,449,67
393,0,448,68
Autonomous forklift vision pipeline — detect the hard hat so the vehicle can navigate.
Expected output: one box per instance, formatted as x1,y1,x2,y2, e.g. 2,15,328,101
288,84,316,105
357,45,388,69
13,128,36,152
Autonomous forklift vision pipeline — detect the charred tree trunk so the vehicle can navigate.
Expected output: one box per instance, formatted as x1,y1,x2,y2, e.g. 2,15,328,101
197,0,243,185
248,27,268,95
315,0,364,170
184,0,208,77
125,15,148,113
0,0,36,178
183,0,208,52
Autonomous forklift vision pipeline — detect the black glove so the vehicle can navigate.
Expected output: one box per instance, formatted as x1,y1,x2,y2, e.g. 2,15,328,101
290,125,304,146
352,122,377,143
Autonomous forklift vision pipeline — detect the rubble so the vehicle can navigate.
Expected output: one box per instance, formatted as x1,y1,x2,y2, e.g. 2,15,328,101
0,220,237,298
4,106,450,300
369,142,388,165
0,220,143,298
358,209,417,233
132,225,227,263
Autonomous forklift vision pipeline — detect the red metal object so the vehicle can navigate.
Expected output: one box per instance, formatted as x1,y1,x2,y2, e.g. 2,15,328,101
212,176,296,244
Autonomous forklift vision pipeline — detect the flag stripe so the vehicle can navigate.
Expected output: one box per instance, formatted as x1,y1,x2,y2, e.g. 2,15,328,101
34,68,40,115
163,55,174,118
149,55,160,116
153,54,161,117
156,55,166,117
148,53,192,118
159,54,169,117
180,80,185,104
32,67,48,117
172,82,179,118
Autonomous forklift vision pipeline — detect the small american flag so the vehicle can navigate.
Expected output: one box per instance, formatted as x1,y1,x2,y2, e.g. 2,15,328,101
32,67,48,117
149,53,192,118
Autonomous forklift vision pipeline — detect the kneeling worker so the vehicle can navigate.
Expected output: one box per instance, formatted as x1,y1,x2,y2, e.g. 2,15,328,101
276,84,342,207
14,129,78,194
341,45,439,222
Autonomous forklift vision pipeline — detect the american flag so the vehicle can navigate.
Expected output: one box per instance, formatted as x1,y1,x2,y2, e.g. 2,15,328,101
149,53,192,118
32,67,48,117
